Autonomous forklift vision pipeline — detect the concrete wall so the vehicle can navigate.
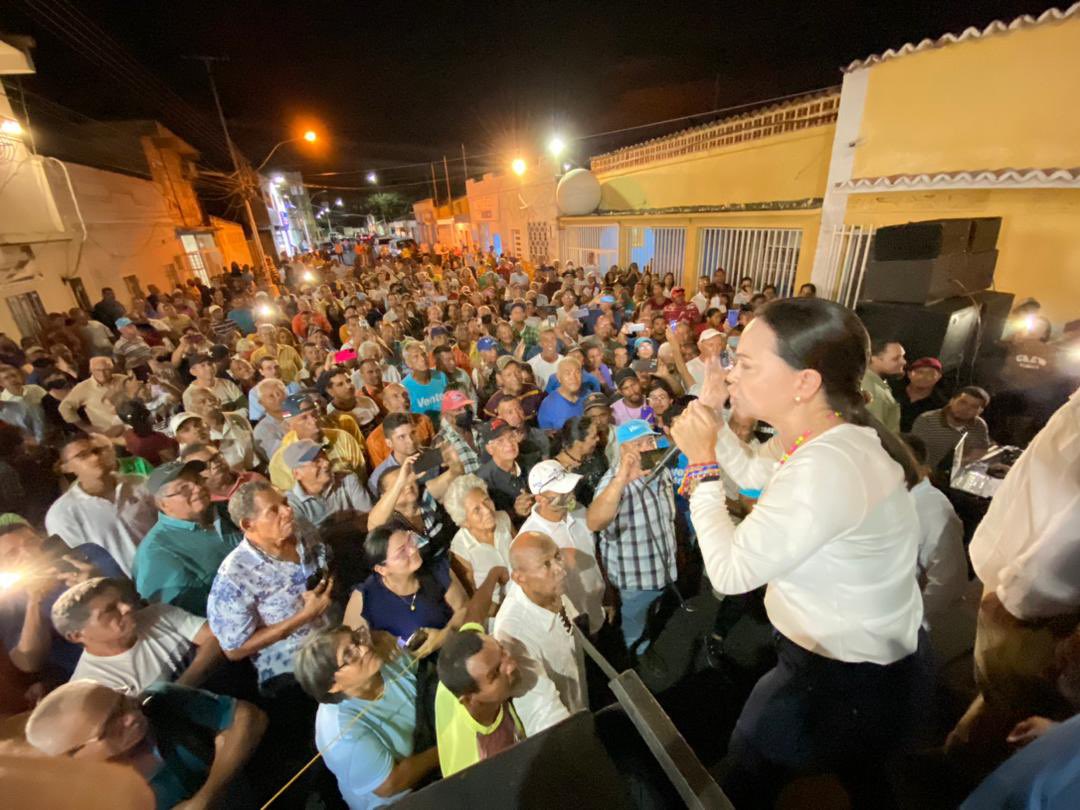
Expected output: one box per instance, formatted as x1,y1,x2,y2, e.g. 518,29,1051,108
467,160,560,265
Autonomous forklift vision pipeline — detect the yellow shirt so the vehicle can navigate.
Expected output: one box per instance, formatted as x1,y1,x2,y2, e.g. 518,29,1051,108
249,343,304,384
269,428,367,490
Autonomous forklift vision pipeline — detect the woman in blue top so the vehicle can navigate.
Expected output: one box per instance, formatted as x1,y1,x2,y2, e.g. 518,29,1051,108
343,521,468,659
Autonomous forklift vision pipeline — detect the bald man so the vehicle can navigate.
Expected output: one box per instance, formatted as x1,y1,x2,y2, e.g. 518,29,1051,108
493,532,588,724
25,679,266,808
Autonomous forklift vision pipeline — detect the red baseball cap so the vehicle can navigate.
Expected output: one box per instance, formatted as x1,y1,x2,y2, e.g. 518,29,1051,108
672,286,686,295
908,357,942,372
441,389,474,412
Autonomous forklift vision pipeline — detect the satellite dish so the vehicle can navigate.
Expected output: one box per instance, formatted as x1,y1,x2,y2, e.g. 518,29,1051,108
556,169,602,215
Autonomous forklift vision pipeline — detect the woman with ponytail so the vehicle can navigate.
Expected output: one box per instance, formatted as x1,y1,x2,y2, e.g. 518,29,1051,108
670,297,927,807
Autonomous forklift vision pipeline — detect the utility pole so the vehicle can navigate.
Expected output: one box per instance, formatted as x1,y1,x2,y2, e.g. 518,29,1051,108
442,155,452,206
188,55,269,276
461,143,469,182
430,162,439,205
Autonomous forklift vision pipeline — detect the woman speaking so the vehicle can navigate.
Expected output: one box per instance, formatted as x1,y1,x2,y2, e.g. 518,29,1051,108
671,298,927,807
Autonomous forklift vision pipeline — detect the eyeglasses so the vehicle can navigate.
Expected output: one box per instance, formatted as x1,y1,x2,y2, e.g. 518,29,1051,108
160,481,205,500
338,626,373,668
385,532,421,562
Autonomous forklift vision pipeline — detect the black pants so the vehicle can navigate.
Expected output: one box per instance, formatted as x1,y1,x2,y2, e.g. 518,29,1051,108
721,632,931,809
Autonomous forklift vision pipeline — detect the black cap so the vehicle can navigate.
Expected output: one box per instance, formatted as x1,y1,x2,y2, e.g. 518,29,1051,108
479,418,515,445
144,460,207,496
209,344,230,361
614,368,638,389
583,392,609,412
188,353,213,368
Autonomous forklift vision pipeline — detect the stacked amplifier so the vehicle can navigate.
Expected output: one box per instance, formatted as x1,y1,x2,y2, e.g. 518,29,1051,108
855,218,1013,373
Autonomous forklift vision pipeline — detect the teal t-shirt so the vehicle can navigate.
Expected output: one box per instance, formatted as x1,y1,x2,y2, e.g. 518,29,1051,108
142,682,236,809
402,371,447,415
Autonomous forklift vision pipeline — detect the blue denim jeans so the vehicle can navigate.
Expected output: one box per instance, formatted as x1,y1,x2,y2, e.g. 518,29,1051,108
619,587,666,651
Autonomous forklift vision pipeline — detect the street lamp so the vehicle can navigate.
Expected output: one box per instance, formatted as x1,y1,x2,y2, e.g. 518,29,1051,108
511,158,527,177
0,119,23,136
548,135,566,158
303,130,317,143
335,198,344,207
255,131,320,172
366,172,378,184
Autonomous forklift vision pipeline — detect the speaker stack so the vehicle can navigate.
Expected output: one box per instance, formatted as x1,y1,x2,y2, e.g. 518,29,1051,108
855,218,1013,373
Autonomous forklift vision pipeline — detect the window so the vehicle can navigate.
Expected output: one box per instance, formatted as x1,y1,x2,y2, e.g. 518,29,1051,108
65,277,92,311
6,291,47,339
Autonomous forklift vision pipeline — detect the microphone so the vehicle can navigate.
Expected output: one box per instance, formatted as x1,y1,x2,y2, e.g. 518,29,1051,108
642,443,681,484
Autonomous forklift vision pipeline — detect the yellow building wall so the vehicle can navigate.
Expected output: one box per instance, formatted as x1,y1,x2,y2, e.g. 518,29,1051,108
853,19,1080,177
210,217,254,270
596,127,835,212
845,188,1080,327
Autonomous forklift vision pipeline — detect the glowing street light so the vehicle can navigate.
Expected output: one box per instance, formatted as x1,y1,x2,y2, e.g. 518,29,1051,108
303,130,317,142
335,198,344,207
0,119,23,136
272,175,286,185
511,158,527,177
366,172,378,184
548,135,566,158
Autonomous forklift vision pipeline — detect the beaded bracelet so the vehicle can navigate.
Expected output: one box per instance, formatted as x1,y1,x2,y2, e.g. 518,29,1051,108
678,462,720,497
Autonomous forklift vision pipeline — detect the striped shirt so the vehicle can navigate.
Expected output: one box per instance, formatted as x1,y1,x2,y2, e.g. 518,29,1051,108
911,408,990,470
438,422,481,474
593,469,677,591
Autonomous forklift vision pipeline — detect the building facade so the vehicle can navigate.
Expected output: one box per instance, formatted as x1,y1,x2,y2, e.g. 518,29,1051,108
466,159,561,265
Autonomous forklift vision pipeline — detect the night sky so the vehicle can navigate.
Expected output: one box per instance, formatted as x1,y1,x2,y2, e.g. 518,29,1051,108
3,0,1061,201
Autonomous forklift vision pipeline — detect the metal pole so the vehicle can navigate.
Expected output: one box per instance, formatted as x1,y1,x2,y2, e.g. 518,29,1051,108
430,162,439,206
194,55,268,275
443,154,453,205
461,143,469,181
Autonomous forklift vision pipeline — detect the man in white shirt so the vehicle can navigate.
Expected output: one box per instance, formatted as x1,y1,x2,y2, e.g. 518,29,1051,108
521,461,605,634
493,532,588,726
182,353,245,412
947,389,1080,763
184,387,256,471
527,325,563,390
59,356,128,434
686,329,725,395
46,435,158,575
53,576,224,695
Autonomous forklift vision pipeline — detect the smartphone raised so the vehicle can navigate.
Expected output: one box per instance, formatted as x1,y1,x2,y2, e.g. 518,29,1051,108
413,447,444,481
726,308,740,328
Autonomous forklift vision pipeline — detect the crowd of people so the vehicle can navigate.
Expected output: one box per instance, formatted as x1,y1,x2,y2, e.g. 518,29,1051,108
0,247,1075,809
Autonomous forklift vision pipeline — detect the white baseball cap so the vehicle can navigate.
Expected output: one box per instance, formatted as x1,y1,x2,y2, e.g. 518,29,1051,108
528,459,582,495
697,328,723,344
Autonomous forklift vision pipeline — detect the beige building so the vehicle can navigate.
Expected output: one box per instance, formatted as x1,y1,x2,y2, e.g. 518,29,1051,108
465,157,561,265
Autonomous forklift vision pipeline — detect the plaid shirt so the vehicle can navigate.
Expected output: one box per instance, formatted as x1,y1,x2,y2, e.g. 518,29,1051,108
593,469,677,591
438,422,481,474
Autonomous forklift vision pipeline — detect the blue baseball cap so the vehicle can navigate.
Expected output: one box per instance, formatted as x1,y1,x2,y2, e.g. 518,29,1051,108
599,295,616,304
282,394,317,418
477,336,497,352
615,418,658,445
115,317,134,329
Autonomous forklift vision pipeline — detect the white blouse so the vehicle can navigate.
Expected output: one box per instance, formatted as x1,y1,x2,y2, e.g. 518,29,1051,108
449,511,514,602
691,422,923,665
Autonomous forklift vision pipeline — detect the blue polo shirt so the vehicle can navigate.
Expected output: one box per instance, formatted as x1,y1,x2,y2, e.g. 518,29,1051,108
402,371,447,415
227,307,255,334
537,389,585,430
134,511,244,616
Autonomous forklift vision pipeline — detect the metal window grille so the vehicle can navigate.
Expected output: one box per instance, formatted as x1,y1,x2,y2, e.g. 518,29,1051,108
630,227,687,283
526,221,553,265
560,224,619,269
698,227,802,295
5,291,47,339
511,229,524,261
819,224,876,308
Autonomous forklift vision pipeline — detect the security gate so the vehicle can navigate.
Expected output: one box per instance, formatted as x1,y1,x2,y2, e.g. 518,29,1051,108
698,227,801,296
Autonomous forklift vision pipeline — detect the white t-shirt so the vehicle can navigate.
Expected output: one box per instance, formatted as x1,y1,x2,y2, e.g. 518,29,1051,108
71,603,205,694
911,479,967,629
528,353,563,390
686,356,707,395
449,512,514,603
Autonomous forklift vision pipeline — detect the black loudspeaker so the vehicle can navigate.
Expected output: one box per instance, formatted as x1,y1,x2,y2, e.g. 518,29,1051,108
860,250,997,304
397,712,632,809
872,217,1002,261
856,299,982,372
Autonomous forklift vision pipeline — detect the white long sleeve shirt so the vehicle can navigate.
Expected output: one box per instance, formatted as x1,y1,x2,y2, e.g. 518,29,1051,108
969,389,1080,620
911,479,968,629
693,422,923,665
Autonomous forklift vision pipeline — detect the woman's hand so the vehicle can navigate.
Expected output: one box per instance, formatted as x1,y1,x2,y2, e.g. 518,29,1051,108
671,401,721,466
410,626,448,659
697,359,730,410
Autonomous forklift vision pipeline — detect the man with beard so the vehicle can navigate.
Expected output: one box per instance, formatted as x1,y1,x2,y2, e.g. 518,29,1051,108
610,369,647,426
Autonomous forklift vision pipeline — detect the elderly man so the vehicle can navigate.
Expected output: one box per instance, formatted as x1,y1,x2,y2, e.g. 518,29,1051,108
495,396,550,471
285,440,373,529
252,376,289,462
46,434,158,575
493,531,588,726
587,418,677,651
537,357,586,431
0,366,45,442
250,323,303,383
59,355,127,434
111,316,152,373
435,624,571,776
521,460,605,634
53,576,224,694
248,355,301,422
365,382,437,468
483,356,543,421
184,387,256,471
438,388,482,474
912,386,993,471
269,394,367,490
686,328,726,395
477,419,534,521
182,352,245,412
863,337,907,433
25,679,265,809
134,460,243,616
208,480,335,692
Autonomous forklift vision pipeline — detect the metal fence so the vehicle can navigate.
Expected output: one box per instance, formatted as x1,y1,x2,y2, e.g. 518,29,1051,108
560,224,619,270
629,226,687,284
698,227,802,296
818,224,876,307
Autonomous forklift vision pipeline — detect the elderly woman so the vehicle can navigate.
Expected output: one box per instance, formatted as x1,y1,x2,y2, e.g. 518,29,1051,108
294,624,439,807
184,388,256,472
343,520,469,659
181,442,265,502
444,474,513,601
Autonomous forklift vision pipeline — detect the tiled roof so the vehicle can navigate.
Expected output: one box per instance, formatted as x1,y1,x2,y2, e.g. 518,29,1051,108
844,3,1080,72
837,167,1080,191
